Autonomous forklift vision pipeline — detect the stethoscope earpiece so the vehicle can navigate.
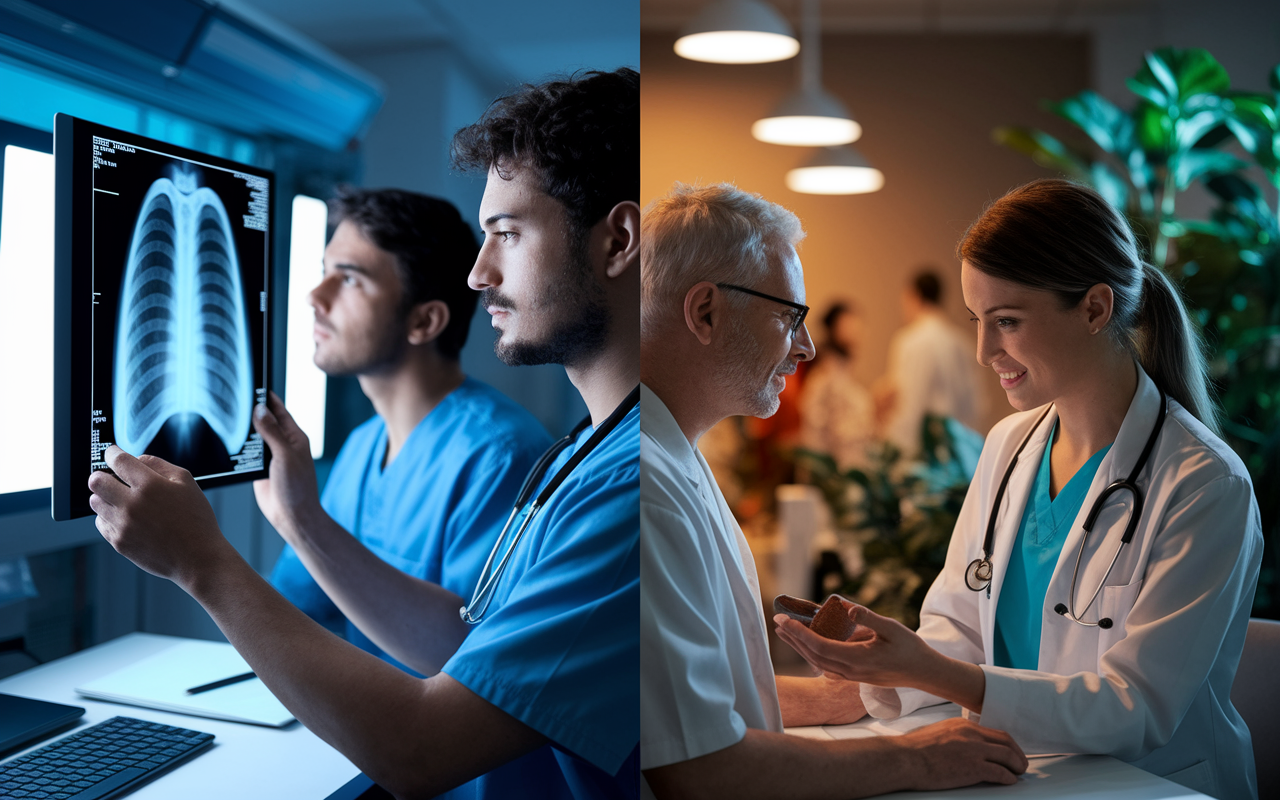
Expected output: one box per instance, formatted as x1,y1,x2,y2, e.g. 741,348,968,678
1055,602,1112,628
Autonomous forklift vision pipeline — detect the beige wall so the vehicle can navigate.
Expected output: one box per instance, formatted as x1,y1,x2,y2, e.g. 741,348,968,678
641,32,1090,433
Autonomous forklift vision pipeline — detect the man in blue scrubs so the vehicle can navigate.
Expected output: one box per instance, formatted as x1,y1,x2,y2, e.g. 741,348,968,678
89,68,639,798
266,187,552,674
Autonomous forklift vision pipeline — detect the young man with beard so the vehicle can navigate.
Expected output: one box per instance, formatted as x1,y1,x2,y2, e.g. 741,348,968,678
87,68,640,799
267,187,552,676
639,183,1026,799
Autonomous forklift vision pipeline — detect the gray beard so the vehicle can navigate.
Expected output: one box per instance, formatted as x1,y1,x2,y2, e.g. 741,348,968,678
715,314,783,419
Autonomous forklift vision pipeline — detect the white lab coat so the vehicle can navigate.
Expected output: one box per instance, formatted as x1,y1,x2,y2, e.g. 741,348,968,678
862,366,1263,800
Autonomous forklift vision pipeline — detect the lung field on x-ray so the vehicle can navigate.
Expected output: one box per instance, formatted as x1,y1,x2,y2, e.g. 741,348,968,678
113,168,253,460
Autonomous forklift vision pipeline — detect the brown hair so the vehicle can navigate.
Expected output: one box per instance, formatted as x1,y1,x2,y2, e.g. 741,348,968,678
328,186,478,361
958,179,1220,435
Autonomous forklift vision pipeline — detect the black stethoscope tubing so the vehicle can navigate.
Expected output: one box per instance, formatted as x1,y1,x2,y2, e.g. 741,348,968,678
964,388,1168,629
459,385,641,625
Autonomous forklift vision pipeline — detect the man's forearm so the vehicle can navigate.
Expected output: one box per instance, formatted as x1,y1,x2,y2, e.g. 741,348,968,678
280,508,469,674
644,729,916,800
182,550,543,798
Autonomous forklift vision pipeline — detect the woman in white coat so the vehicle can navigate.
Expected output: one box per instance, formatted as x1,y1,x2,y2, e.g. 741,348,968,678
775,179,1263,800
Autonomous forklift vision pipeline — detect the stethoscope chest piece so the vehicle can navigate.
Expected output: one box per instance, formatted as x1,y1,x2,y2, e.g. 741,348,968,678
965,558,993,591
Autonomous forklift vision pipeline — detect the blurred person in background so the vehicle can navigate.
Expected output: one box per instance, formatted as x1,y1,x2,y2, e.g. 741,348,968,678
800,300,876,472
877,270,982,458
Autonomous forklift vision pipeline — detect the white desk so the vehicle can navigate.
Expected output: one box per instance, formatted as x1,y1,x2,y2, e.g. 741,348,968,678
0,633,362,799
788,705,1212,799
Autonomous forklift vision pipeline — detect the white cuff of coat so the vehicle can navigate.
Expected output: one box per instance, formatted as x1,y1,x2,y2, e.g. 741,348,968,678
973,665,1027,734
860,685,944,719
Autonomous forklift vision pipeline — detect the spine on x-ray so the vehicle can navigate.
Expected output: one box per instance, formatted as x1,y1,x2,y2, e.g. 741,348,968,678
113,179,253,457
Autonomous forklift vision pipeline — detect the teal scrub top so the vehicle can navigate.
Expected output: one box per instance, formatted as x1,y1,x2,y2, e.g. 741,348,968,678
269,377,552,676
993,424,1112,670
442,405,640,799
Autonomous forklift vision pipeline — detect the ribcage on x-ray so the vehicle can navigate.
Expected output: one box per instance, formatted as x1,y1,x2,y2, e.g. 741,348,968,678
113,178,253,457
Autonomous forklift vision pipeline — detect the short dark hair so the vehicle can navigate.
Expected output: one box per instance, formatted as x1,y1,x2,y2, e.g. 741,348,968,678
328,187,479,360
450,67,639,234
912,270,942,305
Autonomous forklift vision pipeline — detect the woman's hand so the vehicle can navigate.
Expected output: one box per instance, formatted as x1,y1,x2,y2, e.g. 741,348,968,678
773,598,989,712
773,597,932,686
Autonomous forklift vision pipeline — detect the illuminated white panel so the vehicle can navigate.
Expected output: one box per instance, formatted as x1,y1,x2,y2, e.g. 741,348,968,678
0,146,54,493
287,195,328,459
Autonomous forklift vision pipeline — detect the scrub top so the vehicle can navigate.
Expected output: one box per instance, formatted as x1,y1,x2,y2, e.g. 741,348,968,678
993,425,1112,670
442,405,640,800
269,377,551,676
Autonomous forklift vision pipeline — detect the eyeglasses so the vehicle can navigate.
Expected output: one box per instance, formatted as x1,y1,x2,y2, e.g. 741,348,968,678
717,283,810,337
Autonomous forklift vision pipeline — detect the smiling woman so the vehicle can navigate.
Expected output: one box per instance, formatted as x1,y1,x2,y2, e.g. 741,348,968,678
773,179,1266,800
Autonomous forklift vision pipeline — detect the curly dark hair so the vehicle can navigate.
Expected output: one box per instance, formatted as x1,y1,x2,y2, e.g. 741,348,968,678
328,187,479,361
450,67,639,234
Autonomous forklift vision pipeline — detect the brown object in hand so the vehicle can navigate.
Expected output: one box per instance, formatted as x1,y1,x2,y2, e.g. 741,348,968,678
773,594,856,641
809,595,857,641
773,594,821,624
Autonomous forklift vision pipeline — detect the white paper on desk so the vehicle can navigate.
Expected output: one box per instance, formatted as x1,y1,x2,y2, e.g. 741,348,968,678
75,640,295,727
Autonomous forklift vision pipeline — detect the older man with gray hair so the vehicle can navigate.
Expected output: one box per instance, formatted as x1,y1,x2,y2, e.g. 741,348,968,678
639,183,1027,799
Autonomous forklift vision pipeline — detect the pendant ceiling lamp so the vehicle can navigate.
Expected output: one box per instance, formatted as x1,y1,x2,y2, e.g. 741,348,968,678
674,0,800,64
786,146,885,195
752,0,859,146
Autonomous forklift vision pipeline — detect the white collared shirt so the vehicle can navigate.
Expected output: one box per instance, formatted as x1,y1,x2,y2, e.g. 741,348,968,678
639,384,782,781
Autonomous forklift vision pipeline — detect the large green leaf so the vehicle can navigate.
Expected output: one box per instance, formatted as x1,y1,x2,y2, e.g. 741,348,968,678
1173,48,1232,97
1130,51,1179,108
1228,93,1280,131
1048,90,1128,153
1148,48,1231,102
1226,116,1261,154
1173,149,1248,189
1127,74,1168,108
1270,64,1280,92
1129,50,1231,153
1177,107,1229,149
1135,102,1175,154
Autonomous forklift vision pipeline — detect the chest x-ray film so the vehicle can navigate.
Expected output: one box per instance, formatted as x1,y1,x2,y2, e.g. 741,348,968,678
53,115,273,520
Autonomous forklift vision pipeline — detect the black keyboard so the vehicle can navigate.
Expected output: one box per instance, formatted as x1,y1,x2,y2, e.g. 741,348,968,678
0,716,213,800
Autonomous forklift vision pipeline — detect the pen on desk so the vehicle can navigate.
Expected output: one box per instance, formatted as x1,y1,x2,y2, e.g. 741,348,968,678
185,671,256,695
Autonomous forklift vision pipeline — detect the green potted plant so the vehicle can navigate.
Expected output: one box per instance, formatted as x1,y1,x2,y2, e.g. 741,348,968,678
799,415,982,628
995,48,1280,616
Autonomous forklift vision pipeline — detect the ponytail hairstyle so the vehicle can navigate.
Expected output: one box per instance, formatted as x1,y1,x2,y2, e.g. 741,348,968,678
958,179,1221,436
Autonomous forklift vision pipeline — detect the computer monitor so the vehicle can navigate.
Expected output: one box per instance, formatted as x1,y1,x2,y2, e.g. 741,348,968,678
53,114,274,521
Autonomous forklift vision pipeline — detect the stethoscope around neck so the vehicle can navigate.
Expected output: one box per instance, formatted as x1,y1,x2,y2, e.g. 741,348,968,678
459,385,641,625
964,387,1168,629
